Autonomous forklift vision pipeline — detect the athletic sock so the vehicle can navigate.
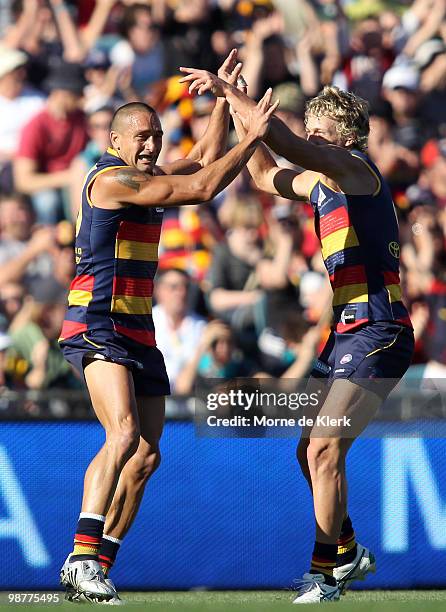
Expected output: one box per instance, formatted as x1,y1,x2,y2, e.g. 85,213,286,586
70,512,105,562
309,541,337,586
98,534,122,576
336,515,357,566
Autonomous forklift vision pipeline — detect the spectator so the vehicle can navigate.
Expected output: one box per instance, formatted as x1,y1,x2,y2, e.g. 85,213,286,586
367,101,419,189
7,277,77,390
0,281,25,330
175,320,252,395
110,3,165,97
157,0,219,77
82,50,123,114
69,106,114,220
14,61,88,224
152,268,206,392
382,62,434,151
0,45,45,192
240,10,291,100
207,196,264,333
414,39,446,126
337,16,393,107
0,193,53,291
2,0,85,86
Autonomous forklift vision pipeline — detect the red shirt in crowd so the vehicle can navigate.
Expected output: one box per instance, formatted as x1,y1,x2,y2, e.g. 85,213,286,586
17,108,88,172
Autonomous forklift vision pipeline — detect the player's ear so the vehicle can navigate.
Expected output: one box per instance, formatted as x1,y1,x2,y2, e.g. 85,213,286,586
110,131,120,151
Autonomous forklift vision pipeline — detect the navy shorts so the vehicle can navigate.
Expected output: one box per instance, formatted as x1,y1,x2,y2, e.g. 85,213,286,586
60,329,170,397
311,321,414,398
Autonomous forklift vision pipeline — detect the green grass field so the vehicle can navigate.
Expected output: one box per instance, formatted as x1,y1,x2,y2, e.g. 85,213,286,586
1,590,446,611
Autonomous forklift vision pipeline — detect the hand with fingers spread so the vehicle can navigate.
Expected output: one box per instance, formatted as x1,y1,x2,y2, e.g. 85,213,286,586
244,88,280,141
179,66,227,97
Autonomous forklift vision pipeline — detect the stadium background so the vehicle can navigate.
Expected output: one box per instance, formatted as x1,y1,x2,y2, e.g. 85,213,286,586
1,0,446,593
1,419,446,590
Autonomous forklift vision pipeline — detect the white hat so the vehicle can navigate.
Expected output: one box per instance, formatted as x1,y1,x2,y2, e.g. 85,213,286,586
0,45,27,79
382,64,420,92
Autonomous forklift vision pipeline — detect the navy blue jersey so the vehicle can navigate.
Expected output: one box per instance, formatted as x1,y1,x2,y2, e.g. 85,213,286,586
60,148,163,346
308,150,412,332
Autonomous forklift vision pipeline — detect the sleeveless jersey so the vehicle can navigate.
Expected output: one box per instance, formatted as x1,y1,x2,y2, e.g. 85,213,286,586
59,147,163,346
308,150,412,333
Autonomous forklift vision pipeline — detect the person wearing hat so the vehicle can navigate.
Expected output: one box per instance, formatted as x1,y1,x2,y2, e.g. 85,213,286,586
83,50,125,114
0,45,45,192
382,62,434,151
13,61,88,224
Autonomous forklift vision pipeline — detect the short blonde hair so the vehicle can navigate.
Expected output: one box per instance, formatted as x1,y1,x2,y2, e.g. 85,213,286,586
304,86,370,152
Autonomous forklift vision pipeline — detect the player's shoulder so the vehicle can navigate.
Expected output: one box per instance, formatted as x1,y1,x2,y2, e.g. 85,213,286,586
95,166,155,192
291,169,321,200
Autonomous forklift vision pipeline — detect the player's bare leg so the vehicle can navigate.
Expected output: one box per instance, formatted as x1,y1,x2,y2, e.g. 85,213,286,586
81,360,141,514
296,377,330,491
60,359,141,603
293,379,380,603
103,395,164,537
307,381,380,538
92,397,164,604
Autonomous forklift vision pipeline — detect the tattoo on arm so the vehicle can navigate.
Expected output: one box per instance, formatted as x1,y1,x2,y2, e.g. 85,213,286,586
115,169,151,192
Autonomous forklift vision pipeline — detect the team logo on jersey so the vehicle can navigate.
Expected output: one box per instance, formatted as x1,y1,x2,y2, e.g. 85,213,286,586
155,207,164,213
340,353,353,365
313,359,331,375
341,308,356,325
389,241,400,258
317,185,325,208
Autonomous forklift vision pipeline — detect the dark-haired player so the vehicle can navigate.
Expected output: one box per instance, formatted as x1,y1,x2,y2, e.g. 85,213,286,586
58,53,279,603
180,67,414,603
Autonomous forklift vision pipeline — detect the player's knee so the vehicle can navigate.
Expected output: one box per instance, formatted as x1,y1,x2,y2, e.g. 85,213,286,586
307,439,343,477
131,445,161,481
106,424,140,462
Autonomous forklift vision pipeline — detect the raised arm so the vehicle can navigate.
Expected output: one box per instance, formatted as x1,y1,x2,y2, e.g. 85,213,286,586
80,0,117,53
179,68,372,189
231,105,318,200
49,0,85,63
91,91,279,209
161,50,241,175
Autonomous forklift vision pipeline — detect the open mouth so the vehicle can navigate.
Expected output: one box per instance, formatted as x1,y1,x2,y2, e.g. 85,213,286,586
138,154,154,165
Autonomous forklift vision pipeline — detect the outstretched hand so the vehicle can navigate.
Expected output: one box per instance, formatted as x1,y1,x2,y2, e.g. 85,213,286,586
217,48,243,87
179,66,227,97
245,88,280,141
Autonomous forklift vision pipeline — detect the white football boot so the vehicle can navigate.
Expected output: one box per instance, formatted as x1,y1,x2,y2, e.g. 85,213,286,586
333,543,376,594
292,573,341,604
101,578,125,605
60,555,115,603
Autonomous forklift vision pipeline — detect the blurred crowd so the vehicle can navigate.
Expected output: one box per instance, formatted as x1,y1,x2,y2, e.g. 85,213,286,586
1,0,446,400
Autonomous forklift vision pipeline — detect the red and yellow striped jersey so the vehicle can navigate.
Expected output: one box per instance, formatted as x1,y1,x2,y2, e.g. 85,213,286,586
59,148,163,347
308,150,412,333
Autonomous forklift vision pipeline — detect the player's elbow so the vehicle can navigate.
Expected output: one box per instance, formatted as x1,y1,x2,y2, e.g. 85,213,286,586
256,170,277,195
193,175,216,202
